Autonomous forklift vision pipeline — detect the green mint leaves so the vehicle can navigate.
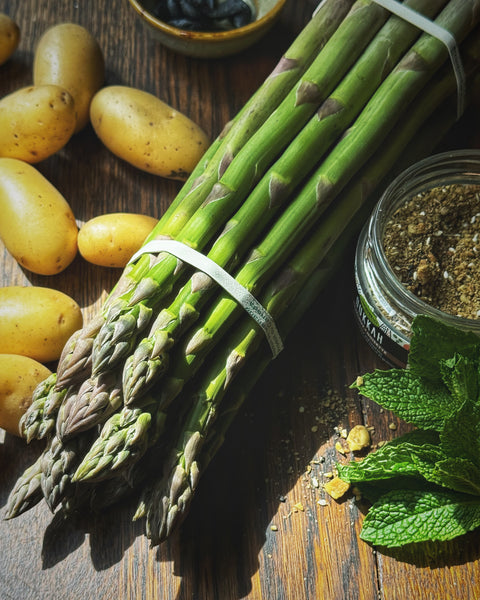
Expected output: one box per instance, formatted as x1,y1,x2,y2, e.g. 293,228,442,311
338,315,480,548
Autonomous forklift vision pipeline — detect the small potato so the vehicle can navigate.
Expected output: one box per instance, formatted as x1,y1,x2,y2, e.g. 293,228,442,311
78,212,158,267
0,286,83,363
90,85,210,181
0,85,76,163
34,22,105,133
0,354,52,436
0,13,20,66
0,158,78,275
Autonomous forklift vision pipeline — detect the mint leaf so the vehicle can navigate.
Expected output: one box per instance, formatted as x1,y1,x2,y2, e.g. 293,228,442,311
440,399,480,466
359,489,480,547
352,369,453,431
337,430,442,484
432,458,480,495
440,353,480,408
408,315,480,382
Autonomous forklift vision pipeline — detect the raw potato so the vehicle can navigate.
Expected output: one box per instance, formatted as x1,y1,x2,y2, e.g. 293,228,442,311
0,13,20,65
0,286,83,363
0,85,76,163
0,354,52,436
78,212,159,268
0,158,78,275
33,22,105,133
90,85,210,180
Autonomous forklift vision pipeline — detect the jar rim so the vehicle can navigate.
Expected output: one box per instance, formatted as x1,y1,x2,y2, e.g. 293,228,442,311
369,148,480,329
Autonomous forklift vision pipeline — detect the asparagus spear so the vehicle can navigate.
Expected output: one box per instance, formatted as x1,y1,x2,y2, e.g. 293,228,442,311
121,0,448,406
57,372,123,441
71,400,167,483
40,432,96,512
19,373,61,442
54,0,355,390
4,454,44,519
88,0,395,378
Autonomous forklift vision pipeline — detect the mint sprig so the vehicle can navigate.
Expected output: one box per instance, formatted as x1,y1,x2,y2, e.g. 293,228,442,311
340,315,480,548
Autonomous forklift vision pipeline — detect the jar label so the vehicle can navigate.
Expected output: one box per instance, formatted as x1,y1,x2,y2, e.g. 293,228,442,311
353,288,409,369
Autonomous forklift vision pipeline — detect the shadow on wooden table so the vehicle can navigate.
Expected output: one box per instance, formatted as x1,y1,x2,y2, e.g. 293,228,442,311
373,530,480,570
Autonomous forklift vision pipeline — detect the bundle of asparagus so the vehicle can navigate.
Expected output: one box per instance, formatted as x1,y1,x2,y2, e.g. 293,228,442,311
7,0,480,547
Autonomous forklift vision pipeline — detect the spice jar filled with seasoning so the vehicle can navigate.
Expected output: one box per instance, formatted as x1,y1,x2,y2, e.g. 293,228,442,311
354,149,480,368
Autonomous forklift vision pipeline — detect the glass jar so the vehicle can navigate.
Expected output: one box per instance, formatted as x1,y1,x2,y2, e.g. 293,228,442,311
354,149,480,368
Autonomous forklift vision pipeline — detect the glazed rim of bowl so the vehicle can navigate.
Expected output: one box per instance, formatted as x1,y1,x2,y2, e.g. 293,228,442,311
128,0,287,41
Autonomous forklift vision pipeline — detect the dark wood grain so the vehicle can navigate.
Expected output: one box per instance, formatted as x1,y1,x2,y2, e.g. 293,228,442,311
1,1,479,598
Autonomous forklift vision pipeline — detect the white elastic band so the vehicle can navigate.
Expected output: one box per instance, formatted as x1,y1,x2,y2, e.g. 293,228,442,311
371,0,465,119
129,240,284,358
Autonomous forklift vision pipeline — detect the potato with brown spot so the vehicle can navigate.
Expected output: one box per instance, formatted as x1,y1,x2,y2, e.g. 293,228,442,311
0,286,83,362
33,22,105,132
0,158,78,275
90,85,210,180
0,354,52,436
0,85,76,162
0,13,20,65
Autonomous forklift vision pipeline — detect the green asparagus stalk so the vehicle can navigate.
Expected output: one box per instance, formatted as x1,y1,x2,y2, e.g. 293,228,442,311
40,432,96,512
121,0,448,406
4,453,44,519
144,49,480,543
88,0,396,378
54,0,355,390
71,400,167,483
19,373,62,442
57,372,123,441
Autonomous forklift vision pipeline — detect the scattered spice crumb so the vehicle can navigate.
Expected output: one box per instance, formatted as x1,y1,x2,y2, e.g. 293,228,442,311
324,476,350,500
346,424,371,452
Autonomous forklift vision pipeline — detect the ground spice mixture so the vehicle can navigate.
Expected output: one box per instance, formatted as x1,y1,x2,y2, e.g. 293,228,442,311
383,182,480,320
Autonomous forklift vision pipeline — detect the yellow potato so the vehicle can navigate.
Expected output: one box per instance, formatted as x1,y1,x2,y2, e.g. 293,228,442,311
0,158,78,275
0,85,76,163
78,212,158,268
0,354,52,436
33,22,105,133
0,13,20,66
90,85,210,181
0,286,83,363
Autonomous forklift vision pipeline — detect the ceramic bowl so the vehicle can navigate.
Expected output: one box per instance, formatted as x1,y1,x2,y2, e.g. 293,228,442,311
128,0,287,58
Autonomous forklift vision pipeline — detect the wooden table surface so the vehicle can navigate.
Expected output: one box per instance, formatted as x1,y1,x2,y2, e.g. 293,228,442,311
1,1,479,598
